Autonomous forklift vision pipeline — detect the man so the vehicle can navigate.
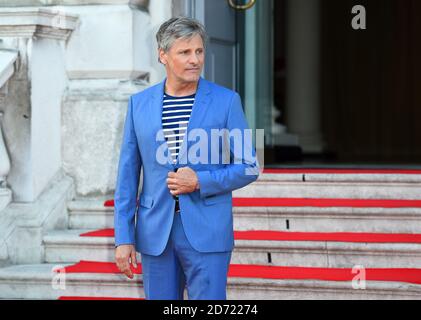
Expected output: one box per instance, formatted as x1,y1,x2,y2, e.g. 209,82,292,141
114,17,259,300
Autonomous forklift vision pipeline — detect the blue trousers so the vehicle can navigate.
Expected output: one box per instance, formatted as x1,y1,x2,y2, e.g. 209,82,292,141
140,212,232,300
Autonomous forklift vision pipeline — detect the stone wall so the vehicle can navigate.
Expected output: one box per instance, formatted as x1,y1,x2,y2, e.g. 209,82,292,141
0,0,180,199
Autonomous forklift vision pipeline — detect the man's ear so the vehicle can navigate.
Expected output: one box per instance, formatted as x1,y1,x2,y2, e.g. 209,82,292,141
158,49,167,65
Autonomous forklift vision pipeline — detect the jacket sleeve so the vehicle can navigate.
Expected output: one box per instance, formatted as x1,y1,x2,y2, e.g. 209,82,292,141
196,92,260,199
114,96,142,247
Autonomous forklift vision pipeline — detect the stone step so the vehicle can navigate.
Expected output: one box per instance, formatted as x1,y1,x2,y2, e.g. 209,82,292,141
240,169,421,199
0,263,144,300
68,199,421,233
258,169,421,183
0,263,421,300
238,180,421,199
43,229,421,268
68,199,111,230
86,175,421,201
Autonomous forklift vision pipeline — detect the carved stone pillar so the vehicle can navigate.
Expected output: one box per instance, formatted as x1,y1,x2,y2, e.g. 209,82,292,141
0,49,18,210
0,8,78,202
0,111,12,211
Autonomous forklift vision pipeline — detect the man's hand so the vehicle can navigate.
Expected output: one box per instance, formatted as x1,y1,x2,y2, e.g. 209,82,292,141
167,167,199,196
115,244,137,279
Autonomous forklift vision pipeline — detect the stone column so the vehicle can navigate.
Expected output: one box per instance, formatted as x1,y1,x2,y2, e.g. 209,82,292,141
0,8,78,202
286,0,324,153
0,49,18,210
0,111,12,211
59,2,151,197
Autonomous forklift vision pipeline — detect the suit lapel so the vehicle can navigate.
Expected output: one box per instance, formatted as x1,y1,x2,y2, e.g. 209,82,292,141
175,77,211,166
149,78,174,170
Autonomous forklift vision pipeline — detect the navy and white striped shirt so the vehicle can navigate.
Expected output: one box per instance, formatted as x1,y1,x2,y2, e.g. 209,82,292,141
162,92,195,209
162,92,195,163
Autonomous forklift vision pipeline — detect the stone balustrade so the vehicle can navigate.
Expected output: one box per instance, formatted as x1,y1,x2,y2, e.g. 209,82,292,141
0,49,18,210
0,7,78,202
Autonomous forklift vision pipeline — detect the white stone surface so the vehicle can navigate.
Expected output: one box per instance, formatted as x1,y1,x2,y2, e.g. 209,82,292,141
62,5,151,80
67,198,421,233
55,2,158,197
62,83,147,197
5,187,421,299
258,171,421,183
0,263,420,299
0,7,79,40
237,206,421,233
304,173,421,183
0,1,148,6
0,170,74,265
68,199,114,229
234,179,421,200
0,8,77,202
0,263,145,299
0,188,11,212
148,0,172,84
64,170,421,205
0,50,17,88
30,38,67,201
43,228,421,268
0,51,17,210
227,278,421,300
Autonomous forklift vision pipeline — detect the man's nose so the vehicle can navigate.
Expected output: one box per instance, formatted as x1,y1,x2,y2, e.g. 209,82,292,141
189,53,200,65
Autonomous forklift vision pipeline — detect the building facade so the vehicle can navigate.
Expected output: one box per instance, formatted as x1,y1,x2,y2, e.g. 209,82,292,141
1,0,421,300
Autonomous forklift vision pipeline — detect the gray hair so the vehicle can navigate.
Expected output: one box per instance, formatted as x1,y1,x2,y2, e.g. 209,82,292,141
156,17,208,62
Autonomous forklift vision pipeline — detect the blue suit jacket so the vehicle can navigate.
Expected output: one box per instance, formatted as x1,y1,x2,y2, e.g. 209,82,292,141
114,77,260,255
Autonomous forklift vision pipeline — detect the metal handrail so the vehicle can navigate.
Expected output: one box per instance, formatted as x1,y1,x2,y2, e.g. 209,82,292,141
228,0,256,10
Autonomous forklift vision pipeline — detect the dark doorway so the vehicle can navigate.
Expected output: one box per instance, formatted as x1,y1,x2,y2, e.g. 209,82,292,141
320,0,421,165
268,0,421,167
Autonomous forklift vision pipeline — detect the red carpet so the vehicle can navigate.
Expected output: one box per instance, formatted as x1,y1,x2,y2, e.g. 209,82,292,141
57,260,421,285
80,229,114,237
80,228,421,244
232,197,421,208
65,169,421,299
104,199,114,207
229,264,421,284
56,260,141,274
58,296,144,300
105,197,421,208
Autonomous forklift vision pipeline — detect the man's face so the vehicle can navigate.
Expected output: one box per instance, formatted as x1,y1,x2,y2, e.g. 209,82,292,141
159,34,205,84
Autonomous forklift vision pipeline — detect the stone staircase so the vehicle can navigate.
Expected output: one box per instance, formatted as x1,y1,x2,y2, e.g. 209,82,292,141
2,169,421,299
